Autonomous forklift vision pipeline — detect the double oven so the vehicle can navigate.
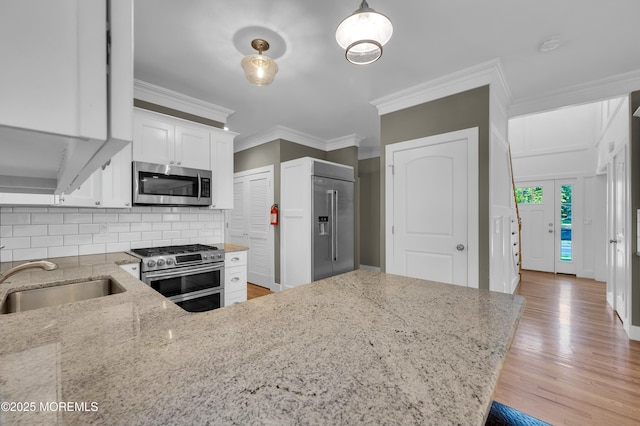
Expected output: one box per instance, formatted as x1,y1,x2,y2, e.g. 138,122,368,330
130,244,224,312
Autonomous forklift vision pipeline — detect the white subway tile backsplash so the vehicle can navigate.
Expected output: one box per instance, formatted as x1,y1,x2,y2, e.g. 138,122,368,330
79,224,100,234
162,230,181,240
49,224,79,235
3,237,30,250
93,213,118,223
162,214,181,222
0,225,12,237
32,213,63,224
106,242,130,252
64,234,93,246
152,222,171,231
131,222,152,232
49,246,79,258
3,213,30,225
63,213,93,224
141,231,162,240
141,213,162,222
78,244,106,255
119,232,142,242
13,225,47,237
13,248,48,261
31,235,64,248
0,207,225,262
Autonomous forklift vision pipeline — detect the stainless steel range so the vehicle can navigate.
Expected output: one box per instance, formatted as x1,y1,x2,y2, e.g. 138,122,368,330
130,244,224,312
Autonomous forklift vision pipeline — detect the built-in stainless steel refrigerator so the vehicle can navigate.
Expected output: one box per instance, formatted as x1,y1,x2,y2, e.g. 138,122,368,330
280,157,355,289
311,161,354,281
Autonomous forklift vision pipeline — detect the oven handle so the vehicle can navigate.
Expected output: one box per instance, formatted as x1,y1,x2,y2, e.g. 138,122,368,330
197,172,202,201
143,263,223,281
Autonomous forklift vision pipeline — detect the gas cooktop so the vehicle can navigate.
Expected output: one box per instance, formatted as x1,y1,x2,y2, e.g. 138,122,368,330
129,244,224,272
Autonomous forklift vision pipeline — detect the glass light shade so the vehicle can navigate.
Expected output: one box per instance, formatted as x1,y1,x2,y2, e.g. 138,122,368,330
241,53,278,86
335,4,393,65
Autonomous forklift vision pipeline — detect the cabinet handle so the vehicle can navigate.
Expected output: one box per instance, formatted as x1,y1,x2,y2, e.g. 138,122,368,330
132,266,137,270
125,202,130,207
95,201,101,206
231,257,240,261
177,161,182,165
231,277,240,282
170,160,175,165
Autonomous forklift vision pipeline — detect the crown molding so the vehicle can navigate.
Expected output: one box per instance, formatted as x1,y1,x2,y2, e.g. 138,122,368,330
234,126,362,153
326,134,363,151
358,146,380,160
134,79,234,124
510,69,640,118
370,58,512,116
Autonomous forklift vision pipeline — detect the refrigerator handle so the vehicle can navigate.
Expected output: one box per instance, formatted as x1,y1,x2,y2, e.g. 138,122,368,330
328,190,335,262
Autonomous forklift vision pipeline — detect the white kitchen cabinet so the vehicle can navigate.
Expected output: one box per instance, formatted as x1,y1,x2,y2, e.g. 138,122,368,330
119,262,140,280
133,109,211,170
0,0,133,195
224,251,247,306
59,144,132,208
210,130,237,209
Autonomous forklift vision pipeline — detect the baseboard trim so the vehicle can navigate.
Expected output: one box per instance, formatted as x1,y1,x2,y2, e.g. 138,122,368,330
359,265,381,272
628,324,640,341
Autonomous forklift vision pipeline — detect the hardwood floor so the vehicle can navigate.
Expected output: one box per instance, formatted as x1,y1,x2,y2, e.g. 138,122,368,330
247,283,273,300
494,270,640,426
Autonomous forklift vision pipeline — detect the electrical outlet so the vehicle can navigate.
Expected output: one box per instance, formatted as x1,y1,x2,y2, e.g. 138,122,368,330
99,224,109,236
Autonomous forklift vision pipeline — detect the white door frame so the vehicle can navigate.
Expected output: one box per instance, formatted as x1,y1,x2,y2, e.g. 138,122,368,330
225,165,276,291
385,127,479,288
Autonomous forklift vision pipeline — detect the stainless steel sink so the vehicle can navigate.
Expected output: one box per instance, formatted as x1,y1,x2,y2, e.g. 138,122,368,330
0,278,125,314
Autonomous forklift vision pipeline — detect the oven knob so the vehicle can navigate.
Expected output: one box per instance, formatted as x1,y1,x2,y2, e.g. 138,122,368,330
166,258,174,265
157,258,166,267
202,254,209,260
147,260,157,268
217,254,223,259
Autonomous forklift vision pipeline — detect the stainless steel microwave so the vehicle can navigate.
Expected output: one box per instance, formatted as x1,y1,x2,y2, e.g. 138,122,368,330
132,161,212,206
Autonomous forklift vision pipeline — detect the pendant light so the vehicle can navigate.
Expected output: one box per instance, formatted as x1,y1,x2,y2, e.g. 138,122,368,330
335,0,393,65
241,39,278,86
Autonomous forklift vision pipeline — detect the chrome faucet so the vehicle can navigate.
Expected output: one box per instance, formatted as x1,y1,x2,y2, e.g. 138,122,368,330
0,260,58,284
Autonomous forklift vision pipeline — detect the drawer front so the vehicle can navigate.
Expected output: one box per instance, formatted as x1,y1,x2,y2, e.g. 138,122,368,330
225,290,245,306
225,266,247,294
119,262,140,280
225,250,247,267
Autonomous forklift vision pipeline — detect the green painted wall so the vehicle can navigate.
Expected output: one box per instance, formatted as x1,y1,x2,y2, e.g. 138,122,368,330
133,99,225,129
233,140,360,285
359,157,381,267
379,85,491,289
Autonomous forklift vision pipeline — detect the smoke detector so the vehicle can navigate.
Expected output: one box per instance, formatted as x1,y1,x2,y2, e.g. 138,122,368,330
539,37,562,53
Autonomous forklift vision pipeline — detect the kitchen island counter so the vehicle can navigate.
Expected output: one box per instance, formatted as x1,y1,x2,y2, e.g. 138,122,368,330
0,265,524,425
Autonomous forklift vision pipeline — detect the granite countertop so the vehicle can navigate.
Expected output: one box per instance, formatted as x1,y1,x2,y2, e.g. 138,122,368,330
0,255,524,425
224,243,249,253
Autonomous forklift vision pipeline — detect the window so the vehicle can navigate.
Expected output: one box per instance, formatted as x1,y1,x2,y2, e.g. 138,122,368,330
515,186,543,204
560,184,572,262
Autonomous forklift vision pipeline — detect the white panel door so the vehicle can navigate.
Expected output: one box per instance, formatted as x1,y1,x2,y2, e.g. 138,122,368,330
226,167,274,290
392,138,468,286
613,150,627,323
517,180,555,272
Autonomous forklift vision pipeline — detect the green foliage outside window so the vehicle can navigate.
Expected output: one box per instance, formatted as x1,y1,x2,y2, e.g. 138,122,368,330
515,186,543,204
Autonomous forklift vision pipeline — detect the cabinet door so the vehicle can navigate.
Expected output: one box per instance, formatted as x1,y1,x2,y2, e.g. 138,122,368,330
133,113,175,165
211,134,234,209
59,170,102,207
102,144,132,208
175,125,210,169
0,0,107,140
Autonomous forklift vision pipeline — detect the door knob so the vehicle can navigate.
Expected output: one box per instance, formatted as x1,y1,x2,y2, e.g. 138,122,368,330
456,244,465,251
609,239,618,244
548,229,554,233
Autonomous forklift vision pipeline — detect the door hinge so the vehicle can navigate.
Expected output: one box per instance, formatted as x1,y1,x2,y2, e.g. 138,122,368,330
392,225,394,234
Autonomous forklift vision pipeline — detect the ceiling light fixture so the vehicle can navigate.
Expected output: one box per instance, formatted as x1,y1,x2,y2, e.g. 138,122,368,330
335,0,393,65
241,39,278,86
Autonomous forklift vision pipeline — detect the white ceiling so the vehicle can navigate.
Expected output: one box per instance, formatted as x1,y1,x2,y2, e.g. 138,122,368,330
134,0,640,154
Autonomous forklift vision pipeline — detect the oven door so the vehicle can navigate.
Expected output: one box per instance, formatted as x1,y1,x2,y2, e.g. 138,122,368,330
142,263,224,299
169,289,223,313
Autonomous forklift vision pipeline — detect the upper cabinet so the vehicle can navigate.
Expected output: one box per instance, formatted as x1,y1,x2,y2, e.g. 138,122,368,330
133,109,210,170
133,108,237,209
0,0,133,195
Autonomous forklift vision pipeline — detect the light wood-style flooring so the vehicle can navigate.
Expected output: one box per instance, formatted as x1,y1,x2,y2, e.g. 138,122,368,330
494,270,640,425
247,283,273,300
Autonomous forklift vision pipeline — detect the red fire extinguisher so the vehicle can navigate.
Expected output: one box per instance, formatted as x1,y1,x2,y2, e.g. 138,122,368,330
270,204,279,225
